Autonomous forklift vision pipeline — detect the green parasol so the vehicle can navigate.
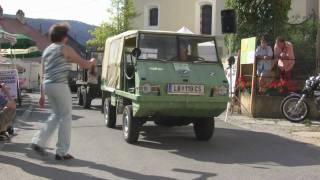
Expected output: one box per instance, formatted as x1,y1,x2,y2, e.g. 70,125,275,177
1,33,36,49
0,32,41,58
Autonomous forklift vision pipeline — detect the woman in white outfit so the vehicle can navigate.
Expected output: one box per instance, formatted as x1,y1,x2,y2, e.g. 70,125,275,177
31,23,96,160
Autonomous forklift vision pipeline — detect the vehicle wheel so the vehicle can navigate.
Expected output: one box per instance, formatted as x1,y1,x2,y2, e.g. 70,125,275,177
193,118,215,141
77,87,83,106
101,92,106,113
104,98,117,128
122,105,140,144
82,88,91,109
281,96,308,123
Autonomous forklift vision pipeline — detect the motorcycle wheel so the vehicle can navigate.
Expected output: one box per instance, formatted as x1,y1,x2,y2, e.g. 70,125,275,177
280,96,309,123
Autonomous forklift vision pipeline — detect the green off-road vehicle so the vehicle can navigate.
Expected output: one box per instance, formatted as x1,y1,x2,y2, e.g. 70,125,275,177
101,30,229,144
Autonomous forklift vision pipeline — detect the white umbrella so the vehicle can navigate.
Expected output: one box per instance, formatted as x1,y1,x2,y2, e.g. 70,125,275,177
177,26,194,34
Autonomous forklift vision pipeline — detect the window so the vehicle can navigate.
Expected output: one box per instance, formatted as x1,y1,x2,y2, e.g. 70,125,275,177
179,36,218,62
145,4,160,29
201,5,212,35
139,34,176,60
138,34,218,62
149,8,158,26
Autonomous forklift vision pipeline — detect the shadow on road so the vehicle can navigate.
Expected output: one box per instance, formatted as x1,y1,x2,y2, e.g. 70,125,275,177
136,125,320,167
172,168,217,180
1,143,177,180
0,154,106,180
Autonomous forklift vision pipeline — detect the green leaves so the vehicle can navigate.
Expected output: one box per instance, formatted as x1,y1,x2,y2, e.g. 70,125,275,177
225,0,292,53
87,0,137,49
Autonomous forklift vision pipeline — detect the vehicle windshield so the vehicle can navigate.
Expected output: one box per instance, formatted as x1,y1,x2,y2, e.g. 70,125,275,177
138,33,218,62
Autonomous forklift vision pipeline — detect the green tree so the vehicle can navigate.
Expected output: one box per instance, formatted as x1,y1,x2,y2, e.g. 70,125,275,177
87,0,137,48
225,0,292,53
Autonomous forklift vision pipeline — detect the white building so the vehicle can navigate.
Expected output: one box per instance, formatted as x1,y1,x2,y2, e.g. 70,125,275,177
131,0,320,55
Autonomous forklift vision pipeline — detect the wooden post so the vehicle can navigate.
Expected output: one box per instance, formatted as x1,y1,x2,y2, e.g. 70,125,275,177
249,60,256,116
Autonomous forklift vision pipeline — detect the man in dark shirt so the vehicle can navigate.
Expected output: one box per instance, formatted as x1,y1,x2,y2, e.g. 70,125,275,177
0,83,16,141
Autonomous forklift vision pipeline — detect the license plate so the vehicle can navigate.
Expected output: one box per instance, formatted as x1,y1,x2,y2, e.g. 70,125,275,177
167,84,204,95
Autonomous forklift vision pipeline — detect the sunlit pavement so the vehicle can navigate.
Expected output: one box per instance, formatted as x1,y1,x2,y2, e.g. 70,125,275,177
0,93,320,180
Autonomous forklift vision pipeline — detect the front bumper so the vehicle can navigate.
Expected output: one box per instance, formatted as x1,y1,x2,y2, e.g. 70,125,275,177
132,95,228,118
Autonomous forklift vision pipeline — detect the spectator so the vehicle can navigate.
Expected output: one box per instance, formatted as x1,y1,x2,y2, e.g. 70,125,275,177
0,83,16,141
255,36,274,88
274,36,295,81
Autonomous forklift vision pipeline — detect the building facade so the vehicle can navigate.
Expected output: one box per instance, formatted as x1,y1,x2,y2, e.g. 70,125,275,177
132,0,320,33
132,0,224,35
131,0,320,55
289,0,319,21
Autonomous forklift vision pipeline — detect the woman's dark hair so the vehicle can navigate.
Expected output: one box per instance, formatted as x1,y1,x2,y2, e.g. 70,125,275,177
260,36,267,42
49,23,69,43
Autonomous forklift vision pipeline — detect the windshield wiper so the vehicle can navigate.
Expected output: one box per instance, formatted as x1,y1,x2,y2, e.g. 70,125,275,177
143,58,167,62
192,60,213,63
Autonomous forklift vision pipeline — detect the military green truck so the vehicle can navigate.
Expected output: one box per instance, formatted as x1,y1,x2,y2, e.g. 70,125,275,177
101,30,229,144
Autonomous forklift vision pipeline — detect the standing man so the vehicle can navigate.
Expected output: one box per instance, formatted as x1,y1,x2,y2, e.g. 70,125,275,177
274,36,295,81
0,83,16,141
31,23,96,160
255,36,274,88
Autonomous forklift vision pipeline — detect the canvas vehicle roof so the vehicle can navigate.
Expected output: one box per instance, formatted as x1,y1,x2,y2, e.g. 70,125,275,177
102,30,217,89
103,30,216,64
106,30,216,41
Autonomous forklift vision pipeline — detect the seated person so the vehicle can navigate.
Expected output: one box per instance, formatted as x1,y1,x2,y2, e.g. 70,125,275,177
0,83,16,141
274,36,295,81
87,65,98,85
256,37,274,88
179,45,191,62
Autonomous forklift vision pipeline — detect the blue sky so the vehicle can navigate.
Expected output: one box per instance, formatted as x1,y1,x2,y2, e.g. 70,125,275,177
1,0,111,25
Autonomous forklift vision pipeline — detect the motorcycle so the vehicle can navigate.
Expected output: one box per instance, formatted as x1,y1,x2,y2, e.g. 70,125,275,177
280,75,320,123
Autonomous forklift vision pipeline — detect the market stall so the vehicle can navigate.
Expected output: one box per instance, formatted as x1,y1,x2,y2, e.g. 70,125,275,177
236,37,319,118
0,33,41,91
0,29,21,105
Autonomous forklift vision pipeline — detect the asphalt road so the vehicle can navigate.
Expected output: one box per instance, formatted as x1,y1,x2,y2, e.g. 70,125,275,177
0,93,320,180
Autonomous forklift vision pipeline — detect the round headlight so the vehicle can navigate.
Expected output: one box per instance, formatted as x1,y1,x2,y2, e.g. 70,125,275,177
142,83,152,94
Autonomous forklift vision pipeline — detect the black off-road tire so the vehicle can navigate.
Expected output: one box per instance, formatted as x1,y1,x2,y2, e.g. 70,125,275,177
193,118,215,141
82,88,91,109
122,105,140,144
104,98,117,128
77,87,83,106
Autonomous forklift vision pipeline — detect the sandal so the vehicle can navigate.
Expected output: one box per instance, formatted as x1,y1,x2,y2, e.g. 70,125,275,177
30,143,48,156
55,154,74,160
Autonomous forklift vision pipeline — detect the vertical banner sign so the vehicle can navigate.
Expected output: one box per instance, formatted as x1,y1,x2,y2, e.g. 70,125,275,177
240,37,256,64
0,69,18,98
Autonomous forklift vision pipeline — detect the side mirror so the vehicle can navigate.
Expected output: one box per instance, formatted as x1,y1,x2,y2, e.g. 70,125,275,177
227,56,235,66
131,48,141,58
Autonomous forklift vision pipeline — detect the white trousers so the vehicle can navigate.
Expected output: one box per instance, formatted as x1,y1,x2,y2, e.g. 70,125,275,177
32,83,72,156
